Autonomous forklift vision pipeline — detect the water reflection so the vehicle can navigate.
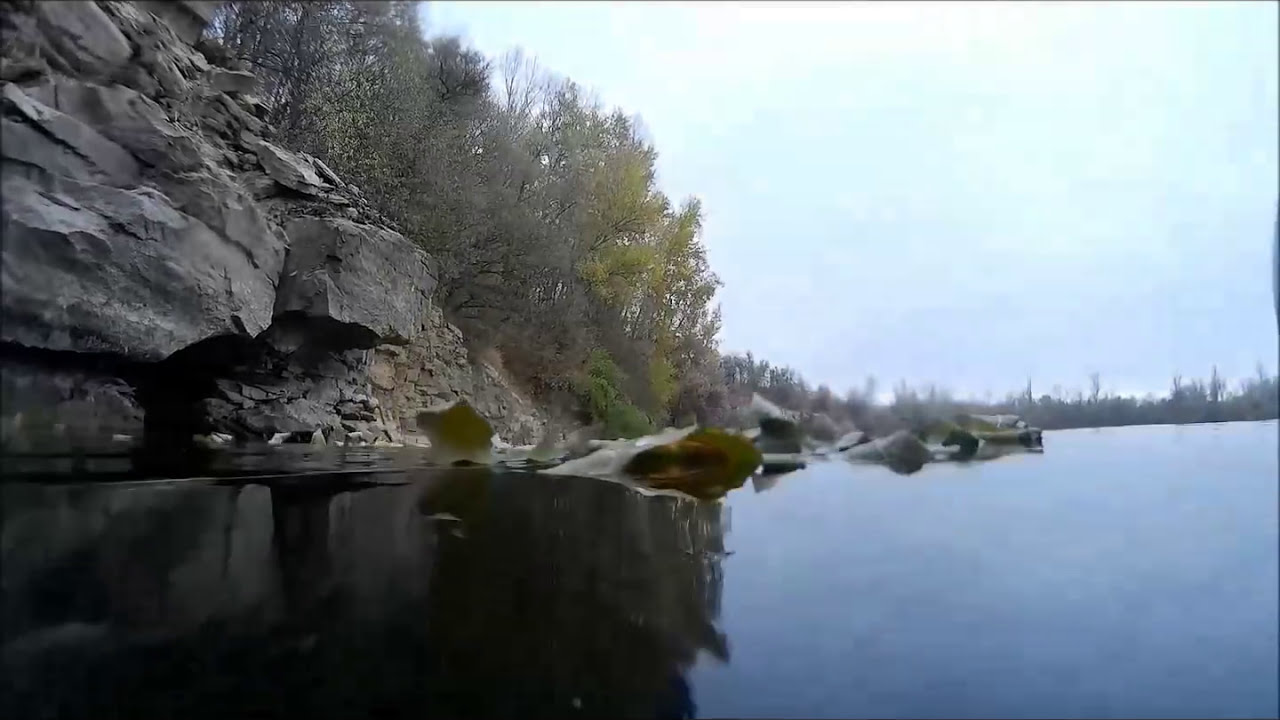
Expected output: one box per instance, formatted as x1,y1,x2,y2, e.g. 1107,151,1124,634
1,470,728,719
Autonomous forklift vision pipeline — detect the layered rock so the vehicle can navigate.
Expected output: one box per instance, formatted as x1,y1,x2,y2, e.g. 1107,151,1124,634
370,305,544,445
0,1,544,448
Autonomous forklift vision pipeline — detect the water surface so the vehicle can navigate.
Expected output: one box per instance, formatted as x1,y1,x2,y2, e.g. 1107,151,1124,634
2,422,1276,719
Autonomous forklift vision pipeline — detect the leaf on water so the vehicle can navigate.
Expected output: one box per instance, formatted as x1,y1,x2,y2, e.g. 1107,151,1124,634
622,428,763,500
415,400,495,465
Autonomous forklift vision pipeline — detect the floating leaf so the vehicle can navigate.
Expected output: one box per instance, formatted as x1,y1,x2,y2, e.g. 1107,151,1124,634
683,428,763,484
415,400,494,465
622,428,763,500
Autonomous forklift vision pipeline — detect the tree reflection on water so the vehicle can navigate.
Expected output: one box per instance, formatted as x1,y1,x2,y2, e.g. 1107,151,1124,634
1,469,729,719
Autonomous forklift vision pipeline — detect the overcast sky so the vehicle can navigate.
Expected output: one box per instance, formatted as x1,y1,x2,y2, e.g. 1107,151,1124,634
427,1,1278,400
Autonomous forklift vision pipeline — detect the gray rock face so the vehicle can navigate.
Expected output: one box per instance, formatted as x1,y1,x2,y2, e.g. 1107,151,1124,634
243,134,332,195
0,0,543,447
25,76,207,172
1,170,279,359
276,217,435,347
138,0,217,45
32,2,132,77
370,305,546,445
1,83,141,186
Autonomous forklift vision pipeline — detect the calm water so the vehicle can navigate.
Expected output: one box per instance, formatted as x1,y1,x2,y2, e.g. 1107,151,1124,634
2,422,1276,719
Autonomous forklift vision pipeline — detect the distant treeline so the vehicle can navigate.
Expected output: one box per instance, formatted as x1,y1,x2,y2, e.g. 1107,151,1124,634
721,352,1280,431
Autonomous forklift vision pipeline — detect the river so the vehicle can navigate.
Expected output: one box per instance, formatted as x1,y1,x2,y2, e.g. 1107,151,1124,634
2,421,1276,719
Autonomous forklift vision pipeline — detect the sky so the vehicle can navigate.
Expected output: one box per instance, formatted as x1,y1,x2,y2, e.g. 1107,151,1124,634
427,0,1279,400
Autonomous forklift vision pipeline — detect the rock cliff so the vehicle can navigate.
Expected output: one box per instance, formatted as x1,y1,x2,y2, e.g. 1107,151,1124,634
1,0,544,449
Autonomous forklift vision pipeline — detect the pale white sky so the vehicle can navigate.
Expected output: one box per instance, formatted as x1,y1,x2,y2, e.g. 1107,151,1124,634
427,0,1279,399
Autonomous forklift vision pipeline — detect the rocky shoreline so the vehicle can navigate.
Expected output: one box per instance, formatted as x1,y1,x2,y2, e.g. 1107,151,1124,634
1,1,545,452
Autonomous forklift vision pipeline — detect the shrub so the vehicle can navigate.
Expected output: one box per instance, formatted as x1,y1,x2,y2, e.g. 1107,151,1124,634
577,349,654,439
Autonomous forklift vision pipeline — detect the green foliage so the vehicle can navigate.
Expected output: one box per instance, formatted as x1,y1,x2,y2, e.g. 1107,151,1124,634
210,1,727,426
577,349,654,439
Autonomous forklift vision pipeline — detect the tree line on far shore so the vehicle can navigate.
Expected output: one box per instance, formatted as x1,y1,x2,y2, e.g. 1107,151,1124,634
722,352,1280,432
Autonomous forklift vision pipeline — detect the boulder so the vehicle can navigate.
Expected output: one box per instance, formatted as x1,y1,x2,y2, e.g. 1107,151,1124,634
843,430,932,475
207,68,258,95
834,429,870,451
754,417,803,454
138,1,218,45
1,171,279,360
162,170,285,275
800,412,839,442
274,217,435,347
242,134,329,195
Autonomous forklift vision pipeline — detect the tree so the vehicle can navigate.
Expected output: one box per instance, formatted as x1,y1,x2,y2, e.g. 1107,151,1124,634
207,2,1280,434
